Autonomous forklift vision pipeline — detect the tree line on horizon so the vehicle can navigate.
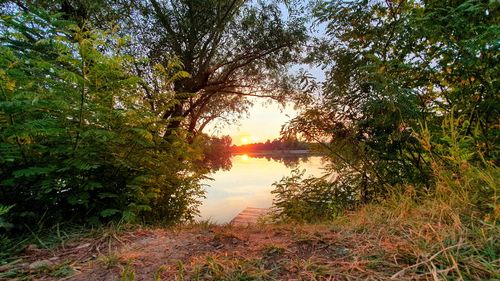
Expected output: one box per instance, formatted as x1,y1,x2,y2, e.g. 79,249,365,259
231,138,310,152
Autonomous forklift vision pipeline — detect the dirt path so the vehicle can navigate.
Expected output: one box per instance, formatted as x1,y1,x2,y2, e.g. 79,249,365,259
2,223,411,280
73,225,294,280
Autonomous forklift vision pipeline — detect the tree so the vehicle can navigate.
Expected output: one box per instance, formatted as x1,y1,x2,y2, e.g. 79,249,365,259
1,0,128,24
125,0,308,138
196,134,233,171
5,0,309,141
285,0,499,203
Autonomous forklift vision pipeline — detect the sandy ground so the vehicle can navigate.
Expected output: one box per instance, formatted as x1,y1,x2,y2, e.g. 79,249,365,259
3,224,357,280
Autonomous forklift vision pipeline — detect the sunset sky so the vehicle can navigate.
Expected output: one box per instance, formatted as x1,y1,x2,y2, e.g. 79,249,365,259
206,99,298,145
207,65,325,145
202,4,326,146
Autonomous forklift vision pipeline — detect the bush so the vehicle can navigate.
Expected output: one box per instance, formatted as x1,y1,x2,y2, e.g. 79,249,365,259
0,10,203,231
273,110,499,223
419,112,499,222
271,169,357,222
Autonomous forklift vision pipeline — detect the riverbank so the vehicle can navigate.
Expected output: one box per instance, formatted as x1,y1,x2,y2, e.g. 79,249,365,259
1,196,496,280
232,150,312,156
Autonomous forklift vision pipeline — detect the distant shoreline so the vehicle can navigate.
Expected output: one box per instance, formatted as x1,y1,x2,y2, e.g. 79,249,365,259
231,150,317,156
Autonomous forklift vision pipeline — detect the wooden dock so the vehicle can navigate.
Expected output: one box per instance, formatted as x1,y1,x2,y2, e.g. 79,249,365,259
230,207,270,226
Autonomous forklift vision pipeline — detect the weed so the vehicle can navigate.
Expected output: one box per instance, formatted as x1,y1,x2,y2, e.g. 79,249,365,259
193,219,217,231
48,262,76,278
120,262,136,281
99,251,121,269
154,265,167,281
262,244,286,257
188,255,270,280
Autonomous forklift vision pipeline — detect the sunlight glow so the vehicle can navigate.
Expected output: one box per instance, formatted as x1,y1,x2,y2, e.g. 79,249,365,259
240,135,261,145
241,154,249,161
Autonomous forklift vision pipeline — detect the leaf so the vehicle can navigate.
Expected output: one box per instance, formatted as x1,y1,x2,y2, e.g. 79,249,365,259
98,192,119,199
68,192,90,205
100,209,120,218
121,210,136,222
5,79,15,91
12,166,56,178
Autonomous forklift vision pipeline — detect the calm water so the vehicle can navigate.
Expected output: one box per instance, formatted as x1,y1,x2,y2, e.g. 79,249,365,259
198,154,325,223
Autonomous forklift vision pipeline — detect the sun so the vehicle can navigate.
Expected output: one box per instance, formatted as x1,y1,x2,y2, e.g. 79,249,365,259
240,135,260,145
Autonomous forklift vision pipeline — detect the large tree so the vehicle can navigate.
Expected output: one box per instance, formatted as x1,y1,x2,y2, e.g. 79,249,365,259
286,0,499,202
126,0,308,138
3,0,308,139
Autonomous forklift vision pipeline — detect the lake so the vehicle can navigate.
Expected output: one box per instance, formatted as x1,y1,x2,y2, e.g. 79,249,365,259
198,153,326,223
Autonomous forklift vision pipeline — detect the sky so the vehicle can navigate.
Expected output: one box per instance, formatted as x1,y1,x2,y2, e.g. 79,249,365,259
206,99,299,145
205,65,325,146
204,1,327,146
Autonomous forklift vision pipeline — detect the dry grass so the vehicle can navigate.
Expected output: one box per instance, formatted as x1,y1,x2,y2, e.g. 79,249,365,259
2,199,497,281
326,196,499,280
1,185,498,281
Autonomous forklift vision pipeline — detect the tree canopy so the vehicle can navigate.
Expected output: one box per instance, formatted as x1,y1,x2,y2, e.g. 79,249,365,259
122,0,308,137
0,8,204,228
283,0,498,209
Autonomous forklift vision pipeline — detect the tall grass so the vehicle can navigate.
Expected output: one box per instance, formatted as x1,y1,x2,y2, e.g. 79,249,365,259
271,112,499,279
334,182,499,280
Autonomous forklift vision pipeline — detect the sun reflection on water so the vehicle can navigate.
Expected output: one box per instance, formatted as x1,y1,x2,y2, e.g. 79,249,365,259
199,155,325,223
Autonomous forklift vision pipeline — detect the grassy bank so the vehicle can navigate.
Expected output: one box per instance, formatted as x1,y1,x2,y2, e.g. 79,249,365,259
1,194,497,281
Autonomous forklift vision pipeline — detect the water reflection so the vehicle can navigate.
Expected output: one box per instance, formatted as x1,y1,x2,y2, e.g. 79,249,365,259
198,154,324,223
235,152,313,168
241,154,249,161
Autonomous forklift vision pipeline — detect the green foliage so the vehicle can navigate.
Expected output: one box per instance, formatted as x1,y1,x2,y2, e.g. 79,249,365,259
0,9,204,231
272,169,356,222
120,263,136,281
419,110,499,221
0,205,13,234
282,0,499,212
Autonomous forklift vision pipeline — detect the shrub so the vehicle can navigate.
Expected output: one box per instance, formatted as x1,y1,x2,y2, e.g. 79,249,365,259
0,10,203,231
272,169,357,222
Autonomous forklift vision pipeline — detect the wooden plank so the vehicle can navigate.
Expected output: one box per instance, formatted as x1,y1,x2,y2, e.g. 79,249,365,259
230,207,270,226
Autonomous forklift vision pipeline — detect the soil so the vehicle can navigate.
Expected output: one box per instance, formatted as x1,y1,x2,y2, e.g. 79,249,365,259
2,224,353,280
